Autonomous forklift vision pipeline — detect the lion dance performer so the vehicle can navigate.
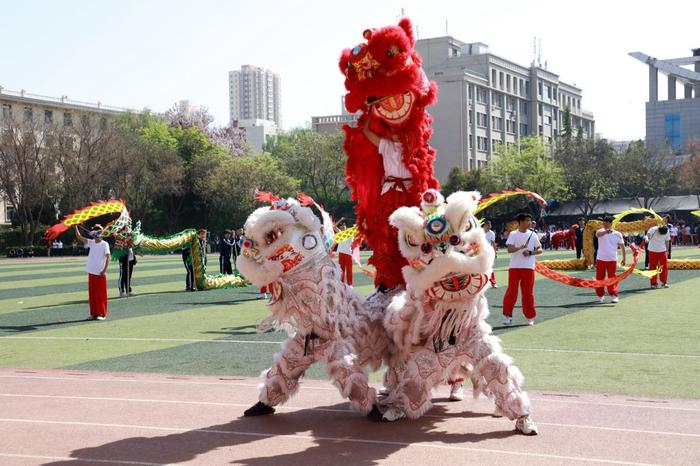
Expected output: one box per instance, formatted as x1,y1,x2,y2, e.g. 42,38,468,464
339,17,439,293
374,190,538,435
237,194,377,417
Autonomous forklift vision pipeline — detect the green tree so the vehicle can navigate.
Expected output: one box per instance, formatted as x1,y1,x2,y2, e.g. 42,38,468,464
441,166,501,197
268,129,351,218
554,135,618,218
197,154,300,230
615,140,680,209
491,137,568,200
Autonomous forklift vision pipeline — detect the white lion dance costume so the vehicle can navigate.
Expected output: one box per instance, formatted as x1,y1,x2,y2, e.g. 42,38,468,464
371,189,537,434
237,196,377,416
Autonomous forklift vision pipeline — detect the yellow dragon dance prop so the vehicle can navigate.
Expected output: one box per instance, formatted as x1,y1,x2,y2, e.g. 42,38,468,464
45,201,248,290
44,200,126,241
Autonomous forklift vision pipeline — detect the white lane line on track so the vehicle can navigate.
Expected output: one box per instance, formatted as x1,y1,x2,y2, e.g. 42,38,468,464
3,336,698,359
0,453,163,465
2,374,699,413
1,393,698,438
0,418,662,466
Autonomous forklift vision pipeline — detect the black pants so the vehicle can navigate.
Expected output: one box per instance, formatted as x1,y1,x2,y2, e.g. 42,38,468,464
220,254,232,275
118,257,136,293
575,241,583,259
183,257,195,290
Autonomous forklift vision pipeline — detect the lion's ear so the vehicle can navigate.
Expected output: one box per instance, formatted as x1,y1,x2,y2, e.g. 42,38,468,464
389,206,423,232
398,18,415,46
445,191,480,232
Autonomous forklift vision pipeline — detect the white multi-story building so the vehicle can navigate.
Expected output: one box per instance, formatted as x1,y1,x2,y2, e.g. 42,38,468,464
0,87,134,224
228,65,281,128
416,37,595,180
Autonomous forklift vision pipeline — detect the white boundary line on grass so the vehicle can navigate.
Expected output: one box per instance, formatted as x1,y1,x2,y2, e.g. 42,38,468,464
1,392,698,438
1,374,699,412
0,418,662,466
2,335,699,359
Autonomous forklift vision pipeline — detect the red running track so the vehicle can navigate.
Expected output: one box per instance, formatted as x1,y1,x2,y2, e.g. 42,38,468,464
0,368,698,465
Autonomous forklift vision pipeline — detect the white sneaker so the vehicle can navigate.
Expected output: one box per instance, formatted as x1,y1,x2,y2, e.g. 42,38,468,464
502,317,512,325
448,383,464,401
662,283,670,288
381,406,406,422
611,296,619,303
598,296,605,304
119,292,127,298
527,319,535,326
492,405,504,417
96,316,106,321
515,415,538,435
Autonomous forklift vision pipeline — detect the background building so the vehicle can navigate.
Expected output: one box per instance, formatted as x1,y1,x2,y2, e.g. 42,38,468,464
0,86,134,225
228,65,281,127
416,37,595,181
311,96,359,134
234,118,277,152
629,48,700,163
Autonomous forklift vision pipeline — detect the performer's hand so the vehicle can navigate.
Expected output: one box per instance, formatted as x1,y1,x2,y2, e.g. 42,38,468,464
620,259,626,266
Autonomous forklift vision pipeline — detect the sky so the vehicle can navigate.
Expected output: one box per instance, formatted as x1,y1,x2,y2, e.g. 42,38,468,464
1,0,698,140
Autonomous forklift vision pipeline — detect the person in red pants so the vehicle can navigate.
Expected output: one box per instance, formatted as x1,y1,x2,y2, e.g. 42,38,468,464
336,234,354,287
645,224,670,288
74,225,111,320
502,213,543,326
595,215,627,304
483,220,498,288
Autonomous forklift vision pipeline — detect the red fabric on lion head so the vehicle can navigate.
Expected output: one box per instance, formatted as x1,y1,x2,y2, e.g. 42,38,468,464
339,18,439,290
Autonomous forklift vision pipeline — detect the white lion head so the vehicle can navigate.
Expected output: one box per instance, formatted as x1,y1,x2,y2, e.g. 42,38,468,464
389,190,494,300
237,197,324,286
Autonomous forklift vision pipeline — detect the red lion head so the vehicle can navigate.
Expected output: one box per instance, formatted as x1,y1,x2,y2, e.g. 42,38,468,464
339,18,432,128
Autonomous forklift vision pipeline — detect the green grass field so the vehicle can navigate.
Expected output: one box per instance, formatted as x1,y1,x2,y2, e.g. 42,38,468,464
1,247,699,399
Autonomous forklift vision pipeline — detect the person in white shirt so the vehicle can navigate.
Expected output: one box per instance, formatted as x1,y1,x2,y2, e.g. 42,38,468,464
645,224,670,288
74,224,111,320
502,213,543,326
483,220,498,287
336,223,355,287
594,215,627,304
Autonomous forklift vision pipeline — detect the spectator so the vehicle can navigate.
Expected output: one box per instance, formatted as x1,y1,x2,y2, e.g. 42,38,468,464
483,220,497,287
118,247,137,297
220,229,234,275
73,225,110,320
575,217,585,259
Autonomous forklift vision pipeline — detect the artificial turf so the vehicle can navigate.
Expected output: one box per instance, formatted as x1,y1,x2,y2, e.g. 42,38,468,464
1,247,698,398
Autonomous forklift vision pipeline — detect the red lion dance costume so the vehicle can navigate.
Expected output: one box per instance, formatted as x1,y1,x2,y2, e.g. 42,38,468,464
340,18,439,291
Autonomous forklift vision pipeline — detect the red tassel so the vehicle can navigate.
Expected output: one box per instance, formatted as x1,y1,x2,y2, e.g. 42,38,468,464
297,192,315,207
44,223,69,241
253,189,280,203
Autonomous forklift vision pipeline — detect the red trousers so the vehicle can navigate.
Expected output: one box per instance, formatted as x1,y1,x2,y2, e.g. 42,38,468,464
338,253,353,286
364,187,410,289
648,251,668,285
595,260,618,297
489,271,496,285
502,268,536,319
88,273,108,318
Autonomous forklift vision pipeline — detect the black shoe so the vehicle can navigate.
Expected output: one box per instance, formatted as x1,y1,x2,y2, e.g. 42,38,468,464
377,284,389,293
243,401,275,417
367,404,383,422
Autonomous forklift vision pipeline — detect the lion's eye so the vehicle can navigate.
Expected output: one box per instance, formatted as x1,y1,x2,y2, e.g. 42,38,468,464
386,45,399,57
406,234,419,247
265,230,280,245
464,220,473,232
449,235,462,246
421,243,433,255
